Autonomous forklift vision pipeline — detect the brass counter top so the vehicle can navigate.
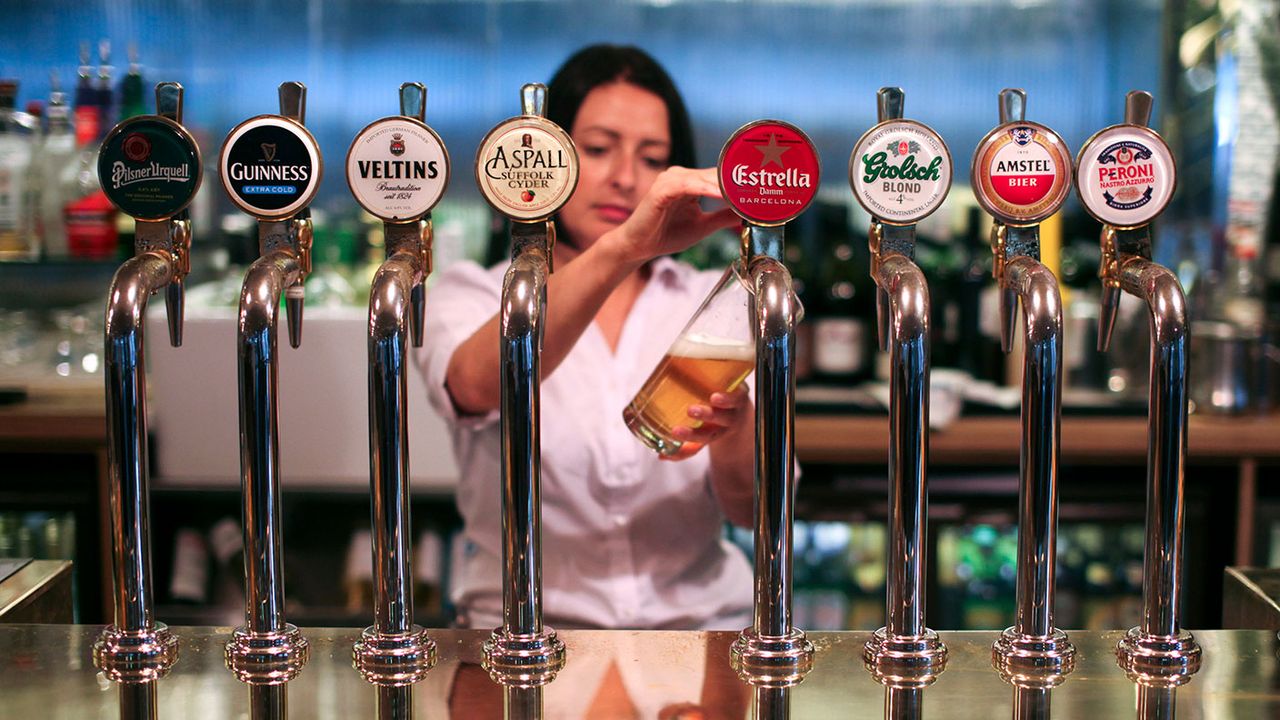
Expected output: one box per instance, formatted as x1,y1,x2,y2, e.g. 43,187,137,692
1,626,1278,718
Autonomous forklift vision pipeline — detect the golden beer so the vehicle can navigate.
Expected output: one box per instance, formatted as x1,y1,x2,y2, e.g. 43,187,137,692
623,333,754,456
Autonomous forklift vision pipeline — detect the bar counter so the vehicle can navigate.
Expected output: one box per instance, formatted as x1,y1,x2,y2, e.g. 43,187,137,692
2,625,1278,717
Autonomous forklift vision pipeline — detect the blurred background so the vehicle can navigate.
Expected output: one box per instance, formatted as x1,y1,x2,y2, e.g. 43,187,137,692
0,0,1276,635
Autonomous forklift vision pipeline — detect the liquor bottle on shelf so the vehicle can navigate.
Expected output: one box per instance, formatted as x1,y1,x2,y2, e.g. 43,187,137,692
785,213,816,385
1060,237,1109,391
956,206,1005,384
61,42,118,261
114,43,145,250
0,79,36,259
39,80,75,258
915,231,965,369
810,201,874,386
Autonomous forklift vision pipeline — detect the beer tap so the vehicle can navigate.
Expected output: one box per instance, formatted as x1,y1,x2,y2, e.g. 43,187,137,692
850,87,952,675
219,81,323,685
718,120,819,687
93,81,200,685
474,83,579,687
347,81,449,690
972,88,1076,675
1076,91,1200,678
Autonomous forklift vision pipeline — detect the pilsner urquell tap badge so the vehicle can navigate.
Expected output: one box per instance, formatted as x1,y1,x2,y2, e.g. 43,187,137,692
972,116,1071,225
718,120,820,226
475,107,578,223
346,101,449,221
1074,119,1175,229
219,113,323,220
99,112,202,220
849,115,951,225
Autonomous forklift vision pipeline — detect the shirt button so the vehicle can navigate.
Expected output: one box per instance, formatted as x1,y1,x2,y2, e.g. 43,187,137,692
613,515,626,528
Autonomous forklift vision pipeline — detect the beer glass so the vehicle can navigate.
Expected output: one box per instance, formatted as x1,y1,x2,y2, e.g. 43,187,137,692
624,260,757,456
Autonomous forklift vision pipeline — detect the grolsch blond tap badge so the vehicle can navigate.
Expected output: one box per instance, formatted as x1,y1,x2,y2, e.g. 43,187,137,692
849,114,951,225
972,105,1072,225
346,85,449,222
474,85,578,222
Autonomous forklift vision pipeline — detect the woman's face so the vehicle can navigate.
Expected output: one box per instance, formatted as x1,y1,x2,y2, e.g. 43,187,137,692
557,81,672,250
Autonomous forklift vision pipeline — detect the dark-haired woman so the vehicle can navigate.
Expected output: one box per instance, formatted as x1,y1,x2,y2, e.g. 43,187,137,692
418,45,754,630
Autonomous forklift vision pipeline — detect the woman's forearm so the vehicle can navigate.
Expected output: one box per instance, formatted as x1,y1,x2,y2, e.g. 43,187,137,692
708,421,756,528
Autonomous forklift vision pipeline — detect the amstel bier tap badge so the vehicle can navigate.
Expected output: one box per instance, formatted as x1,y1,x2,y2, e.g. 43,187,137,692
346,115,449,222
718,120,820,226
98,116,202,221
849,119,951,225
219,115,323,220
1074,124,1175,229
972,121,1072,225
475,115,578,222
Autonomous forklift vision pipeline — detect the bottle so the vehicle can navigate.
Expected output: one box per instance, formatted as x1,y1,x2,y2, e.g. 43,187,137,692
168,528,210,605
915,233,965,369
1059,237,1108,391
956,207,1005,384
0,79,36,259
114,43,144,251
810,202,873,385
39,80,75,258
61,43,118,261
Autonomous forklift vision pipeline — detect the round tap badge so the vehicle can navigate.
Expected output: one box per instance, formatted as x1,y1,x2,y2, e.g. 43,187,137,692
718,120,820,226
97,116,202,221
346,117,449,222
219,115,323,220
475,117,578,222
972,122,1072,225
849,119,951,225
1075,124,1175,229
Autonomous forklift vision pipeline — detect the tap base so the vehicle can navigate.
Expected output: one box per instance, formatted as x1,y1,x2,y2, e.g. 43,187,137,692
992,627,1076,687
481,627,566,688
1116,627,1202,686
864,627,948,688
730,627,815,688
353,625,437,686
93,623,179,682
224,624,310,685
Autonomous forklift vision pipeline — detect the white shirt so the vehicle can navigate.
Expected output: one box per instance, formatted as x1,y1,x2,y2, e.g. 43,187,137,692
416,256,752,630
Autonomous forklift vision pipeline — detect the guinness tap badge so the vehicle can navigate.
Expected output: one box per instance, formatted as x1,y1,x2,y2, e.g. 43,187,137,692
1074,124,1175,229
219,115,322,220
346,116,449,222
718,120,820,226
850,119,951,225
98,116,202,221
972,121,1072,225
475,114,578,222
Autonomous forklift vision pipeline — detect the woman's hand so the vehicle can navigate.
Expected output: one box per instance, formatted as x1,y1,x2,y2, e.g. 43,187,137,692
661,386,752,462
602,167,738,265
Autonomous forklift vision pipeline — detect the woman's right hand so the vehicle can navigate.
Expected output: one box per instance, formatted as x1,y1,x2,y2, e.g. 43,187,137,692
602,167,739,264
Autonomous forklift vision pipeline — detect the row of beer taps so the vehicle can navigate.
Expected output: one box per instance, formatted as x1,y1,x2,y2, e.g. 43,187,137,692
91,78,1198,718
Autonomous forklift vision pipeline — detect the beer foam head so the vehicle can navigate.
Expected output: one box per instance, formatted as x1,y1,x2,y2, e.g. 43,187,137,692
671,333,755,362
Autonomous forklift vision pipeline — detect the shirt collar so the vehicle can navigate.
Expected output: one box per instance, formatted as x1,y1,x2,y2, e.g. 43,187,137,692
649,256,689,290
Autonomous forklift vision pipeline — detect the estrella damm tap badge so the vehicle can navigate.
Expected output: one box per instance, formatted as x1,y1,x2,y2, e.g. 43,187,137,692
1075,124,1175,229
219,115,323,220
346,116,449,222
718,120,820,226
98,116,202,221
849,119,951,226
475,115,578,222
972,121,1072,225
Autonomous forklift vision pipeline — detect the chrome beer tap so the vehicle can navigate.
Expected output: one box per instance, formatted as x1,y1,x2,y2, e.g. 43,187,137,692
93,81,200,685
219,81,322,685
474,83,578,687
348,82,449,692
973,88,1076,676
1076,91,1200,678
719,120,819,687
850,87,952,676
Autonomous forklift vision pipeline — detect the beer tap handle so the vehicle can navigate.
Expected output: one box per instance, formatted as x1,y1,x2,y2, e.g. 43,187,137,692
999,88,1027,124
869,223,890,352
165,213,192,347
1097,226,1122,353
521,83,548,118
156,81,183,123
400,82,426,122
285,211,312,349
410,282,426,348
877,86,905,123
279,81,306,124
1125,90,1154,127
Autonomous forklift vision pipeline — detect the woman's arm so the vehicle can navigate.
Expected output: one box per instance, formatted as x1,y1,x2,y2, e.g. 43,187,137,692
444,167,737,415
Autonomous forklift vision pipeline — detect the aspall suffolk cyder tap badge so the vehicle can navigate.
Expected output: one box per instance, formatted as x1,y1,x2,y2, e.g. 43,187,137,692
346,116,449,222
972,121,1072,224
718,120,820,226
849,120,951,225
475,115,578,222
98,116,202,221
219,116,322,219
1075,124,1175,229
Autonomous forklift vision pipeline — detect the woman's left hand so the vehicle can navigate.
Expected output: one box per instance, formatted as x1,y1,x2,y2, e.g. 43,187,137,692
661,386,752,461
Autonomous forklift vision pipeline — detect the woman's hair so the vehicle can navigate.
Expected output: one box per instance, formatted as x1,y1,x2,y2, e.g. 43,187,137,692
547,44,696,170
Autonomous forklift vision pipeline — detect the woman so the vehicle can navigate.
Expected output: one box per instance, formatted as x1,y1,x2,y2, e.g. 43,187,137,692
418,44,754,630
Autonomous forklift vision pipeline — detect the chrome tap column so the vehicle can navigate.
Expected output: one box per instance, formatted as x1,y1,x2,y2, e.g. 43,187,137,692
1075,91,1200,678
218,81,322,685
850,87,953,675
718,120,820,687
346,82,449,691
972,88,1076,673
474,83,579,687
93,82,201,684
